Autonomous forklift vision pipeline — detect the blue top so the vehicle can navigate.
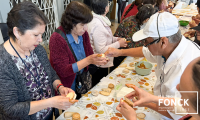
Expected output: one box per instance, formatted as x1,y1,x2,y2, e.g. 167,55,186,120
66,34,86,91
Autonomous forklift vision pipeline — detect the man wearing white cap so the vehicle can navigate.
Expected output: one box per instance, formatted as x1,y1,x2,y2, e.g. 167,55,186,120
105,12,200,119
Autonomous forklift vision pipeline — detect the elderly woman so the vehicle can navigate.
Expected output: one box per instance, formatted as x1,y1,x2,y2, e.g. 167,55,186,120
117,57,200,120
0,1,76,120
49,1,107,98
113,4,156,69
87,0,127,86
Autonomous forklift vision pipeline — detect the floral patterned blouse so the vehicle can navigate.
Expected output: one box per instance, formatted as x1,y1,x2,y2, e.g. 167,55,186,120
11,51,52,120
114,16,145,48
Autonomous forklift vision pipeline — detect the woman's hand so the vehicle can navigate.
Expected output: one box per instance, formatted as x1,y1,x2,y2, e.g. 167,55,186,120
116,99,137,120
59,86,75,97
88,54,108,66
189,20,197,28
118,38,127,47
50,96,74,110
104,47,122,57
125,86,158,107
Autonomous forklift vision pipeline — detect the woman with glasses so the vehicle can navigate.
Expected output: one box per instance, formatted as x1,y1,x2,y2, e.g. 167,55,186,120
0,1,77,120
87,0,127,87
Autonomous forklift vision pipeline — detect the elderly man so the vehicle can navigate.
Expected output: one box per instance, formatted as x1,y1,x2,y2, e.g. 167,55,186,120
105,12,200,119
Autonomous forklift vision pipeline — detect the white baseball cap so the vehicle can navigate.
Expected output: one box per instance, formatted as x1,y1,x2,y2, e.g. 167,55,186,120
132,12,179,42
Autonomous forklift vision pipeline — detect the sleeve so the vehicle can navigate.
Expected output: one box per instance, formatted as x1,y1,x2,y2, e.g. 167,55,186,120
0,67,30,118
49,33,75,78
113,37,118,42
93,25,120,53
142,47,157,63
72,63,79,73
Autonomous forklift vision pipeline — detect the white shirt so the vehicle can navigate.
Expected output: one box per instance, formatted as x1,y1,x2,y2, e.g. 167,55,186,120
143,36,200,119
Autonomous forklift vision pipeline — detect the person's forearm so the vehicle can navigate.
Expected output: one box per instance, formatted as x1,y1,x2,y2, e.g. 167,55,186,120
77,57,91,71
147,102,173,119
29,98,53,115
120,47,144,57
53,80,62,90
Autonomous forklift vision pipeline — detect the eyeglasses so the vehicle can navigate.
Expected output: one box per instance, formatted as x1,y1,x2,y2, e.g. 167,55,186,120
144,39,160,47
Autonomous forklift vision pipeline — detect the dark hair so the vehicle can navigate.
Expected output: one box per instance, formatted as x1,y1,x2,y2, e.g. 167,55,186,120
7,1,49,41
61,1,93,34
156,0,163,9
91,0,109,15
122,0,143,21
192,59,200,115
197,0,200,13
136,4,156,27
137,0,157,10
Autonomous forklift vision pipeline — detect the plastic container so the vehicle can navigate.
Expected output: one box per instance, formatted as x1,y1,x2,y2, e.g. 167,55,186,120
135,61,153,76
179,20,189,26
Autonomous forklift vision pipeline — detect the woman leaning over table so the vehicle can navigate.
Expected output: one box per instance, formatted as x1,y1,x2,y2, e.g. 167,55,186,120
0,1,76,120
49,1,108,98
87,0,127,87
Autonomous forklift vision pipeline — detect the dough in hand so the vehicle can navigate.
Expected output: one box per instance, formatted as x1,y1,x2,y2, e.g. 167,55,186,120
123,68,129,74
66,92,75,99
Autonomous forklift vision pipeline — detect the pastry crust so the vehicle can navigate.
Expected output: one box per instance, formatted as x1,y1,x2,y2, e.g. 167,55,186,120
123,97,134,107
136,113,146,119
102,88,112,93
66,92,75,99
99,91,110,96
123,68,129,74
108,83,115,90
72,113,80,120
119,64,127,67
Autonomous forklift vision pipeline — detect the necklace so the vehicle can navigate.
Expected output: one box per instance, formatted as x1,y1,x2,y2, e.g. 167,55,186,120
9,38,45,100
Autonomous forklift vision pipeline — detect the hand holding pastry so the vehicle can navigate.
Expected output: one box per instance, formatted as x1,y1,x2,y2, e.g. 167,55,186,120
104,47,122,57
116,98,137,120
189,20,197,28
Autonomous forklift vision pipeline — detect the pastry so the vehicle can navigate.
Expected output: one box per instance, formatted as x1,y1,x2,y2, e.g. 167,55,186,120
72,113,80,120
123,97,134,107
108,83,115,90
64,112,75,118
92,90,99,96
136,113,146,119
129,62,135,67
66,92,75,99
119,64,127,67
99,91,110,96
102,88,112,93
122,68,129,74
126,67,134,70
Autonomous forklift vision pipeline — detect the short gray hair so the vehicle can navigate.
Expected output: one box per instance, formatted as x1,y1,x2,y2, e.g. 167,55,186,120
167,29,182,44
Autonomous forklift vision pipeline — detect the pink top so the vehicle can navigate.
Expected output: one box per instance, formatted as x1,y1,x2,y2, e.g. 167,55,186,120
87,14,120,68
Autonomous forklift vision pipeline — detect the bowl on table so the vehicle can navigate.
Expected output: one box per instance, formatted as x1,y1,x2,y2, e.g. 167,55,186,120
135,61,153,76
179,20,189,26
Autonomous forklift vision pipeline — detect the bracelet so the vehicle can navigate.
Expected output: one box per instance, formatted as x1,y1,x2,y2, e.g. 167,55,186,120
56,84,64,94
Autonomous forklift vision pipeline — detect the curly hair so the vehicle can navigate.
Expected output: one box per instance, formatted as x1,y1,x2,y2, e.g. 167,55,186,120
136,4,156,28
137,0,157,10
122,0,142,21
7,1,49,41
61,1,93,34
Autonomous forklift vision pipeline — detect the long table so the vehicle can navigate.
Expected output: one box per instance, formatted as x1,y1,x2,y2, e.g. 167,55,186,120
56,57,160,120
